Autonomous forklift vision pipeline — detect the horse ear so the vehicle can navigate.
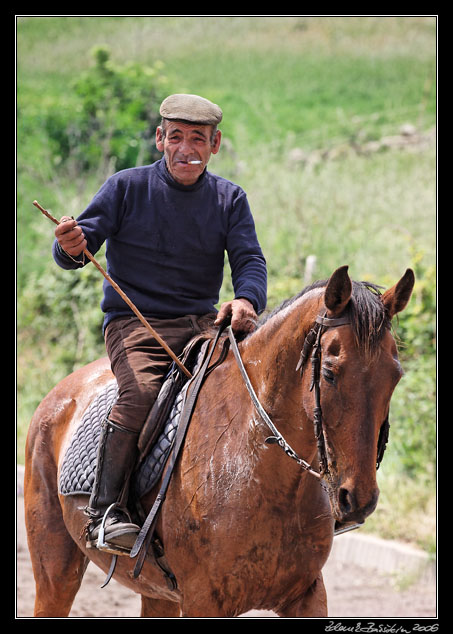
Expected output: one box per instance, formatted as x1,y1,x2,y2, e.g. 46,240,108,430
381,268,415,319
324,265,352,316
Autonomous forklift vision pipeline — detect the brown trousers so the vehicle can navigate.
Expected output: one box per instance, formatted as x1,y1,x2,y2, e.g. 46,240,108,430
104,313,216,433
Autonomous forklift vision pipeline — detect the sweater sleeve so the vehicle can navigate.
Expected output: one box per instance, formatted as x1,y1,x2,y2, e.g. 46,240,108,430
52,173,125,270
226,192,267,314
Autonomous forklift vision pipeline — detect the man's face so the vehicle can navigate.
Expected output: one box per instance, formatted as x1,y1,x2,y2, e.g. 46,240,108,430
156,120,221,186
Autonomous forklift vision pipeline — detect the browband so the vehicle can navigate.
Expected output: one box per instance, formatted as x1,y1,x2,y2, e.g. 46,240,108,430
315,314,350,328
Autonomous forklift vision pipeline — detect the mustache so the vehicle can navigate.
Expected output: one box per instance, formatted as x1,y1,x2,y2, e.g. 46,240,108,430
172,154,203,165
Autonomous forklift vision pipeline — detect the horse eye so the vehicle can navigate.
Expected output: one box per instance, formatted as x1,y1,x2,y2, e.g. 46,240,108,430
322,368,336,385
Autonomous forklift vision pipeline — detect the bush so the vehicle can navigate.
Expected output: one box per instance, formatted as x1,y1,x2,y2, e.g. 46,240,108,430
44,45,166,175
392,252,436,362
19,252,106,363
387,254,436,481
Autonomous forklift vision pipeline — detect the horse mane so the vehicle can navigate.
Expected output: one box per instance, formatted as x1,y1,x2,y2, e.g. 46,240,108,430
257,278,391,357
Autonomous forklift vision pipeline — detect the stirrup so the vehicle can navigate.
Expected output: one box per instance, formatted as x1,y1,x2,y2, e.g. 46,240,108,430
97,503,118,551
92,503,136,556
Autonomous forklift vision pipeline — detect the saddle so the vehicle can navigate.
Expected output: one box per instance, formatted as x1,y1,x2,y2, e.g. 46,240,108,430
59,336,203,499
59,324,230,587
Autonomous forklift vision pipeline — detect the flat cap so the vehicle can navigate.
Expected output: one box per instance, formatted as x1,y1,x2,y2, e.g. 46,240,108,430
159,93,223,125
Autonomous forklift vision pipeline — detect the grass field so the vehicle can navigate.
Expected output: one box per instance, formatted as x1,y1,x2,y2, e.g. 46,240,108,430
17,16,436,552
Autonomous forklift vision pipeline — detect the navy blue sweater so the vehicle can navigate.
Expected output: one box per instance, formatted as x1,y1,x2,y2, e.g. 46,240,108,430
53,158,267,331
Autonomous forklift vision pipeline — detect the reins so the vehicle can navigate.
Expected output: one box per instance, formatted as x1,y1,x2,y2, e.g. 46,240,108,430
131,313,353,580
228,311,350,483
130,319,231,580
227,325,322,480
129,309,381,582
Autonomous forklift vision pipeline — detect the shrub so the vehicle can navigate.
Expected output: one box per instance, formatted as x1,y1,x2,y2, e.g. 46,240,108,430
392,252,436,362
388,254,436,481
44,45,166,175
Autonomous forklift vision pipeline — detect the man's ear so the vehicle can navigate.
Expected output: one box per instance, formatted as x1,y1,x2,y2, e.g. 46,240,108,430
211,130,222,155
155,126,164,152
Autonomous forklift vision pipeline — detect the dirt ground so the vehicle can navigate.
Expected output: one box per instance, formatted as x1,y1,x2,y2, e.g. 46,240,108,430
16,492,437,620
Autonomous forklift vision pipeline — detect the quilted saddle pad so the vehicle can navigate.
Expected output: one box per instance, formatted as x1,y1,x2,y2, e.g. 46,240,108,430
58,374,190,500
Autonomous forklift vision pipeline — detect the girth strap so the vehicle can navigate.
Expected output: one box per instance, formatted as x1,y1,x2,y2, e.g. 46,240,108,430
130,318,230,580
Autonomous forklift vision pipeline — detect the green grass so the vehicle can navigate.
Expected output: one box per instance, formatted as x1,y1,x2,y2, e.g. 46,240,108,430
17,16,436,146
17,16,436,551
235,146,436,283
17,16,436,280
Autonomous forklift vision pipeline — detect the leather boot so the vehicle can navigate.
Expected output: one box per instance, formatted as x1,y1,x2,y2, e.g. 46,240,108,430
85,419,140,555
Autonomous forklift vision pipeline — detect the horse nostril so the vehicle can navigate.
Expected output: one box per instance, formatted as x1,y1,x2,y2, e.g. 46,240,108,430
338,487,353,514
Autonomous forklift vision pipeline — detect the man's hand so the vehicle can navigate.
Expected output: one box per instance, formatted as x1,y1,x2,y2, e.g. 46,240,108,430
214,298,258,335
54,216,87,256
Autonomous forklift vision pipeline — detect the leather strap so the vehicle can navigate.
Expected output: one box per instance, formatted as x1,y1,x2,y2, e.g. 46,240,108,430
315,314,350,328
130,318,230,579
100,553,118,588
227,326,322,480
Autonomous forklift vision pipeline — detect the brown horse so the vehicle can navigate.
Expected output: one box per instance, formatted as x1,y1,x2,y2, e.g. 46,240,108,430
24,265,414,618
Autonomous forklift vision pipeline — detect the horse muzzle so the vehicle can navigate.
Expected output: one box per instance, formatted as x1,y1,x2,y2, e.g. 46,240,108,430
330,478,380,525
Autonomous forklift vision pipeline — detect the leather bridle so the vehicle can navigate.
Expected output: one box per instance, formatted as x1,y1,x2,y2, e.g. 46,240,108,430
227,310,350,483
228,324,323,481
228,309,390,483
130,313,391,584
295,311,350,478
130,313,392,583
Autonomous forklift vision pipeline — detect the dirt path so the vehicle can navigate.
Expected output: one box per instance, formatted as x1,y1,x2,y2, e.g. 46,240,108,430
16,491,436,619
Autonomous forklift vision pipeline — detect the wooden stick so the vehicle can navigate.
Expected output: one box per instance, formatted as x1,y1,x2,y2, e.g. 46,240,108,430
33,200,193,378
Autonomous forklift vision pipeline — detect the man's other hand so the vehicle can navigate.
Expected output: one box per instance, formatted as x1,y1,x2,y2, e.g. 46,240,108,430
215,298,258,335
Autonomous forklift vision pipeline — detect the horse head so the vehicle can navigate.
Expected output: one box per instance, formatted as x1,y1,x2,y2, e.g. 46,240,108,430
297,265,415,526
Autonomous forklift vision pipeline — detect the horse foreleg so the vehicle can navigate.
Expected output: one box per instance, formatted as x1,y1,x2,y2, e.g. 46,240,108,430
140,595,181,617
276,573,328,618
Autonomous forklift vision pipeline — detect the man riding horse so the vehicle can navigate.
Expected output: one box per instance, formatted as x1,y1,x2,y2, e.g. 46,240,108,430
52,93,268,555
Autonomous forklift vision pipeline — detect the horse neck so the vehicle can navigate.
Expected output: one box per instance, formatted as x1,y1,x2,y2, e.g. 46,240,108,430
240,289,323,446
